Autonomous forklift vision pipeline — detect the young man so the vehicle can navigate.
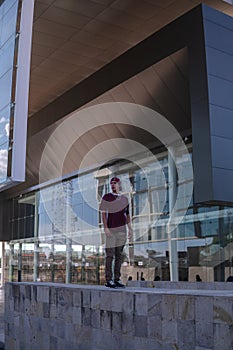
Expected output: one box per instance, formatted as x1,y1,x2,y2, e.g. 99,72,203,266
100,177,133,288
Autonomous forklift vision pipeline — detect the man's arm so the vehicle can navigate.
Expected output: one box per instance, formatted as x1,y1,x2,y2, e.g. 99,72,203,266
126,214,133,239
101,211,111,236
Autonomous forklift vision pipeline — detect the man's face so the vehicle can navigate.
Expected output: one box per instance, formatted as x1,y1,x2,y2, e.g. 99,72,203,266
111,181,120,193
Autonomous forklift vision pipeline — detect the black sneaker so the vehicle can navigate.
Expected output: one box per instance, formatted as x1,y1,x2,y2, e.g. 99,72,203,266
105,280,116,288
114,279,125,288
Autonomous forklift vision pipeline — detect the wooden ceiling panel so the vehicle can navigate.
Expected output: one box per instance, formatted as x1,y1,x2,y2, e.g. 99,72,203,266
33,18,78,38
41,6,90,28
36,0,55,5
82,19,131,42
61,40,104,58
49,49,91,66
71,30,115,50
111,0,161,20
33,2,48,19
32,30,66,48
31,43,56,58
144,0,176,8
96,8,144,30
54,0,106,17
29,0,233,117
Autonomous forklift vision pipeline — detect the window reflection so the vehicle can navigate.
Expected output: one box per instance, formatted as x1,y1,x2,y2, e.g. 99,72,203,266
0,70,13,111
0,104,10,147
0,141,8,182
0,35,15,78
6,146,233,283
0,0,18,47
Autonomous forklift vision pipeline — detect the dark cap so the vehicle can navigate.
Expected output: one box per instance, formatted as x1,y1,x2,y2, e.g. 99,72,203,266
110,177,120,184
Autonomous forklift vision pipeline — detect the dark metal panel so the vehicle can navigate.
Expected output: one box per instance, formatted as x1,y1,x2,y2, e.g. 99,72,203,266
199,4,233,204
211,136,233,171
208,75,233,110
209,105,233,139
205,46,233,81
212,168,233,203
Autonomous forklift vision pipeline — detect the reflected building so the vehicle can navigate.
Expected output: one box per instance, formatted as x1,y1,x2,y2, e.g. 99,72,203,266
0,0,233,285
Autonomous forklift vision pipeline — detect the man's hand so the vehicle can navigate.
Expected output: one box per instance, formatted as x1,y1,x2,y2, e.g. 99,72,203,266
104,228,111,237
128,228,133,240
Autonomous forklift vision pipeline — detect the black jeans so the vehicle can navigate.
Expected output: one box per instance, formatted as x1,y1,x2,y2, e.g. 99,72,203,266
105,231,126,281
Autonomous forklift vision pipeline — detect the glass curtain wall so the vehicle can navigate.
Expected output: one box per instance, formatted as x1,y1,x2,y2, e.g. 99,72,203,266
0,0,20,183
5,145,233,284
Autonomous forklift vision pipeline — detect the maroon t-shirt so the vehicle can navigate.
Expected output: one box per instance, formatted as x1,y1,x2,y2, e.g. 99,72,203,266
100,193,129,232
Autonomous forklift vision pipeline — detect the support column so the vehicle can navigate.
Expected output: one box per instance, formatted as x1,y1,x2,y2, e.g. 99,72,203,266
33,192,39,282
9,243,14,282
66,238,72,284
168,146,178,281
65,181,73,284
1,242,5,287
81,245,86,283
17,242,22,282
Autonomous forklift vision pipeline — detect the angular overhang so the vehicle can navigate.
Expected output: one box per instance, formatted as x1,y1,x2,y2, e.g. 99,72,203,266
29,0,233,117
3,0,233,206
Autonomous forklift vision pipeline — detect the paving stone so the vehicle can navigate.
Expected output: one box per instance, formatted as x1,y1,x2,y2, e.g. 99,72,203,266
148,293,162,316
147,315,162,340
112,311,122,332
81,307,91,327
196,321,214,349
122,292,134,314
162,295,178,321
91,309,100,329
90,290,101,309
178,295,195,320
134,315,148,337
37,286,50,303
82,290,91,308
111,291,123,312
72,306,82,325
213,297,233,324
100,290,112,311
122,312,134,336
162,320,178,343
135,293,148,315
73,289,82,307
195,296,213,323
213,324,233,350
100,310,112,330
178,319,195,350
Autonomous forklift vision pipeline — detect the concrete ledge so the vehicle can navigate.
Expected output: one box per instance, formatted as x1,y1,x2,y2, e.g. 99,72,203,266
5,282,233,350
127,280,233,290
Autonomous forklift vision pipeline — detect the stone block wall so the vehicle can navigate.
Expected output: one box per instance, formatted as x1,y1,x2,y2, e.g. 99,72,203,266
5,282,233,350
127,280,233,290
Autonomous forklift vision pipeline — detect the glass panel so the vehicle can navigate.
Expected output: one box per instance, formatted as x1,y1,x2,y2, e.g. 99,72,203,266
0,0,17,19
0,69,13,111
0,103,10,146
6,145,233,283
0,141,8,182
0,34,15,78
0,0,18,47
21,243,34,282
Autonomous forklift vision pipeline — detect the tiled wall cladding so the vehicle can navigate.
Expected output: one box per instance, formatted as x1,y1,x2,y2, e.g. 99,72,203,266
4,282,233,350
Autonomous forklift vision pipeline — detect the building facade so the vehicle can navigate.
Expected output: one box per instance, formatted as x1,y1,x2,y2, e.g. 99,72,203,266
0,0,233,285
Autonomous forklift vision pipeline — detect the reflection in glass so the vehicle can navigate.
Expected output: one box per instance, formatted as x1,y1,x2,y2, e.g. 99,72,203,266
0,0,17,20
0,103,10,146
0,141,8,182
0,34,15,78
0,0,18,47
5,145,233,283
0,69,13,111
